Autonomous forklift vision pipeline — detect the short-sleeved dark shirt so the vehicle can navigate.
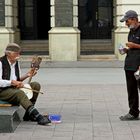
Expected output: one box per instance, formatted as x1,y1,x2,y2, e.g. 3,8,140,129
124,26,140,71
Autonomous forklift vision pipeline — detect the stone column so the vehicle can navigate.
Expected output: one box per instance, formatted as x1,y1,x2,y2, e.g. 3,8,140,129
49,0,80,61
114,0,140,60
0,0,19,57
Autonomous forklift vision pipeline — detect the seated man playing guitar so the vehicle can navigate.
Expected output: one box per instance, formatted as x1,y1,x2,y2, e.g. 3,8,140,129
0,43,51,125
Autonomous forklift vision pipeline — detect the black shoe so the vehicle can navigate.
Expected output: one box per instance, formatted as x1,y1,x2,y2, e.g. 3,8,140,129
37,114,51,125
119,113,139,121
23,112,50,123
27,106,51,125
23,111,36,122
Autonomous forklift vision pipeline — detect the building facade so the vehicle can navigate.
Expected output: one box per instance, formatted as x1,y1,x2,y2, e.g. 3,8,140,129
0,0,140,61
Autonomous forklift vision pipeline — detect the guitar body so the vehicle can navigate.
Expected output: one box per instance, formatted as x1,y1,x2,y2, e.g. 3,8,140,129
20,84,33,99
20,55,42,99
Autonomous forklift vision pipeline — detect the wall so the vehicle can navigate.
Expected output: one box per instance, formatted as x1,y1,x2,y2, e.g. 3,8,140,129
114,0,140,60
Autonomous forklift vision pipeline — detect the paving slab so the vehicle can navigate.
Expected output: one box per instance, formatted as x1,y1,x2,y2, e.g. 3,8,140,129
0,67,139,140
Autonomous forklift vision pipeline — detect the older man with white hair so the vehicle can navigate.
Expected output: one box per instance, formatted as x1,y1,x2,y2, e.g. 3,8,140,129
0,43,51,125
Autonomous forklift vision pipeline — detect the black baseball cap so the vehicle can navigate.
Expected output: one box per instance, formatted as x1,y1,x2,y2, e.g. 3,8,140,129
120,10,138,22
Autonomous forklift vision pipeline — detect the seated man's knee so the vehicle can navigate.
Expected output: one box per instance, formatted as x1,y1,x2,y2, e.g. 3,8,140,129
30,82,41,90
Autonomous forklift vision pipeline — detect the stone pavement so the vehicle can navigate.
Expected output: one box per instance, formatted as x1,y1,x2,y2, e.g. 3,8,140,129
1,67,140,140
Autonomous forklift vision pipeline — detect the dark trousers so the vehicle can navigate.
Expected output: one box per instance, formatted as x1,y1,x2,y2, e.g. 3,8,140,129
0,82,40,109
125,70,139,117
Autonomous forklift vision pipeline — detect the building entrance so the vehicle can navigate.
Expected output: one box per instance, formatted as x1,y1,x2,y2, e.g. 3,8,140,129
78,0,114,55
78,0,113,39
18,0,50,40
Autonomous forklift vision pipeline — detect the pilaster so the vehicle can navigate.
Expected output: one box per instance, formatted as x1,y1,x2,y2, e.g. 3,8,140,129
114,0,140,60
49,0,80,61
0,0,19,57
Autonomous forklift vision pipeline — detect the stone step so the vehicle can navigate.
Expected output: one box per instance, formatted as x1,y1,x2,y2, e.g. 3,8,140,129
20,41,49,55
81,40,113,55
81,39,112,48
21,44,49,51
19,40,113,55
0,106,23,133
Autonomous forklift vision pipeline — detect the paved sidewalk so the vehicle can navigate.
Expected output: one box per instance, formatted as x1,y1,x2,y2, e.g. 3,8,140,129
1,68,140,140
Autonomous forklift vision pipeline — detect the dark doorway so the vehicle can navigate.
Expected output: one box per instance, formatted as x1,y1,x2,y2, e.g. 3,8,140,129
78,0,113,39
18,0,50,40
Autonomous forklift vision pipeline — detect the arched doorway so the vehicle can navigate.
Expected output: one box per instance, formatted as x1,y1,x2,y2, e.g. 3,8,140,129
18,0,50,40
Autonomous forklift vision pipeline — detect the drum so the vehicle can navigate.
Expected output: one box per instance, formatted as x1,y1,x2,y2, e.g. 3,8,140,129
20,84,33,99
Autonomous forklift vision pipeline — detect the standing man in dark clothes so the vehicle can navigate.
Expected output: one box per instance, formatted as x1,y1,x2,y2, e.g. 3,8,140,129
119,10,140,120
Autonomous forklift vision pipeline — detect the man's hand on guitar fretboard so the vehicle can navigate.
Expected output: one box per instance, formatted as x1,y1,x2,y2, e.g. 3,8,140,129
28,55,42,83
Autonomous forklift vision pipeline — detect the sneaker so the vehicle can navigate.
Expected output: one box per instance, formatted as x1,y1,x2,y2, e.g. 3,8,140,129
119,113,139,121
